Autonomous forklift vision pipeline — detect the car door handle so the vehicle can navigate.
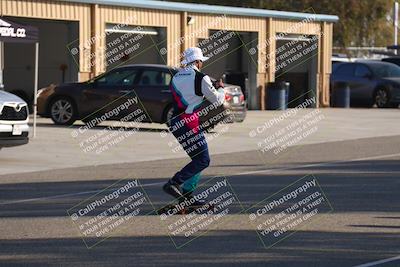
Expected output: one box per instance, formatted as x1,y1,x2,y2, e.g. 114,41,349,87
161,90,171,93
119,90,131,94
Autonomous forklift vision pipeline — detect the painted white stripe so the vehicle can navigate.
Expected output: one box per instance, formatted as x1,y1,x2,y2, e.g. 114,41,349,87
232,152,400,177
352,255,400,267
0,152,399,206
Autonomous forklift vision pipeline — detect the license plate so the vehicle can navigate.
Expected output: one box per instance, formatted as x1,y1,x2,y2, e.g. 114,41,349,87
12,125,22,135
233,96,239,104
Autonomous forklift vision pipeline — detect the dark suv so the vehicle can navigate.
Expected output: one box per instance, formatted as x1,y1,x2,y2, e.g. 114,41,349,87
37,64,246,126
330,61,400,107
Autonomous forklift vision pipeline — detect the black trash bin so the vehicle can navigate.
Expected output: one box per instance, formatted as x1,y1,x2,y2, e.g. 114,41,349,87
266,81,290,110
333,82,350,108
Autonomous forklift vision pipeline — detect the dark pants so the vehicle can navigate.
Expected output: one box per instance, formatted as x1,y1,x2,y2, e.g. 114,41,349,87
170,115,210,192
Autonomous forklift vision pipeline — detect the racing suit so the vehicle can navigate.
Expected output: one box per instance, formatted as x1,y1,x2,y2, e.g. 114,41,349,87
169,64,225,194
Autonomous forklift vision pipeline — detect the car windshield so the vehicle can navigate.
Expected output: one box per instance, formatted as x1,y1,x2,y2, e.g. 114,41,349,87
369,64,400,78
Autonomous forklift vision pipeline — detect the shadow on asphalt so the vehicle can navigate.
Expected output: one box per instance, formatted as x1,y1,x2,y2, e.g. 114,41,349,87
0,230,398,267
0,159,399,217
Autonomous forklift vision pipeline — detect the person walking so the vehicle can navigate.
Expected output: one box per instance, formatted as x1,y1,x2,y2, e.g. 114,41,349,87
163,47,225,203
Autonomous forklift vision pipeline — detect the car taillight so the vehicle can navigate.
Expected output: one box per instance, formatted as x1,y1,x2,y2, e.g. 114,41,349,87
225,94,232,101
240,95,245,102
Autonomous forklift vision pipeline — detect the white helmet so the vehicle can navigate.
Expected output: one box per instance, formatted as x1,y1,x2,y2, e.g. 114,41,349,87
181,47,209,65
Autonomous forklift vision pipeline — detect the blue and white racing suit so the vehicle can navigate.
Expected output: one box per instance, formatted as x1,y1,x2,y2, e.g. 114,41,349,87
169,64,225,194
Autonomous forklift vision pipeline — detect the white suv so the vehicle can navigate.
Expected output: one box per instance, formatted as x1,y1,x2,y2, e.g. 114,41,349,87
0,90,29,149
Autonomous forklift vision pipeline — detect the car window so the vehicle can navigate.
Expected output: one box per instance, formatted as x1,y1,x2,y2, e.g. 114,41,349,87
332,62,343,72
382,58,400,66
369,63,400,77
96,69,137,86
355,64,371,77
334,64,356,76
138,70,172,86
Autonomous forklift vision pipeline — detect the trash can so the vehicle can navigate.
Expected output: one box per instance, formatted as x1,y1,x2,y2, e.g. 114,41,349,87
266,81,290,110
333,82,350,108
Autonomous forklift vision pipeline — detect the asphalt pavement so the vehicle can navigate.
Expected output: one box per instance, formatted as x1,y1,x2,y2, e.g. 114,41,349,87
0,135,399,267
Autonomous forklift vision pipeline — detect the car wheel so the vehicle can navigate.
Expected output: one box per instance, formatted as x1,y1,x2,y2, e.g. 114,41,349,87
374,88,391,108
50,97,77,125
164,105,174,127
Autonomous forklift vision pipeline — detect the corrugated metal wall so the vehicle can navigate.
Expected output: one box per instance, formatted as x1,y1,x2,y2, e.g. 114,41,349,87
267,18,333,107
273,19,321,35
0,0,334,107
95,5,181,73
0,0,92,78
186,13,267,73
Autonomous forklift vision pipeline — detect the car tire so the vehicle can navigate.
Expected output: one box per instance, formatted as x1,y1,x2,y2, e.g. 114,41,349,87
49,97,77,125
374,87,391,108
164,105,175,127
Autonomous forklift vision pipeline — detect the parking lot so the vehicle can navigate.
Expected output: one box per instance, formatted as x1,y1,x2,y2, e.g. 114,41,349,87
2,108,400,175
0,109,399,267
2,0,400,266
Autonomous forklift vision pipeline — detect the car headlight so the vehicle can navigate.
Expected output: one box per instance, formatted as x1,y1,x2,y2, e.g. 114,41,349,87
36,88,46,97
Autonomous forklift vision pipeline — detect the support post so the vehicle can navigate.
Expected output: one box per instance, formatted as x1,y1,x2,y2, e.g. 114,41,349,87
33,42,39,138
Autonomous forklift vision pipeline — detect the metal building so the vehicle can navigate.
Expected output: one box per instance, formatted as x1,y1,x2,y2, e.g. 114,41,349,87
0,0,338,109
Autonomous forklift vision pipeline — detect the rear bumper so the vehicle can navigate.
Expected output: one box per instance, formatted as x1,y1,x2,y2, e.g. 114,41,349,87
229,105,247,122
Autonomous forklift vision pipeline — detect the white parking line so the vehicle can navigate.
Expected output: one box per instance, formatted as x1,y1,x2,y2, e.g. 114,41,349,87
233,152,400,176
0,152,399,206
352,255,400,267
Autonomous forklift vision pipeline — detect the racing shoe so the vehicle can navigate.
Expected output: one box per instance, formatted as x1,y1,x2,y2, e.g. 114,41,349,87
163,180,183,199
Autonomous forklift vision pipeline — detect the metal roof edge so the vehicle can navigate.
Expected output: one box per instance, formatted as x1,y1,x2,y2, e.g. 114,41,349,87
62,0,339,22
